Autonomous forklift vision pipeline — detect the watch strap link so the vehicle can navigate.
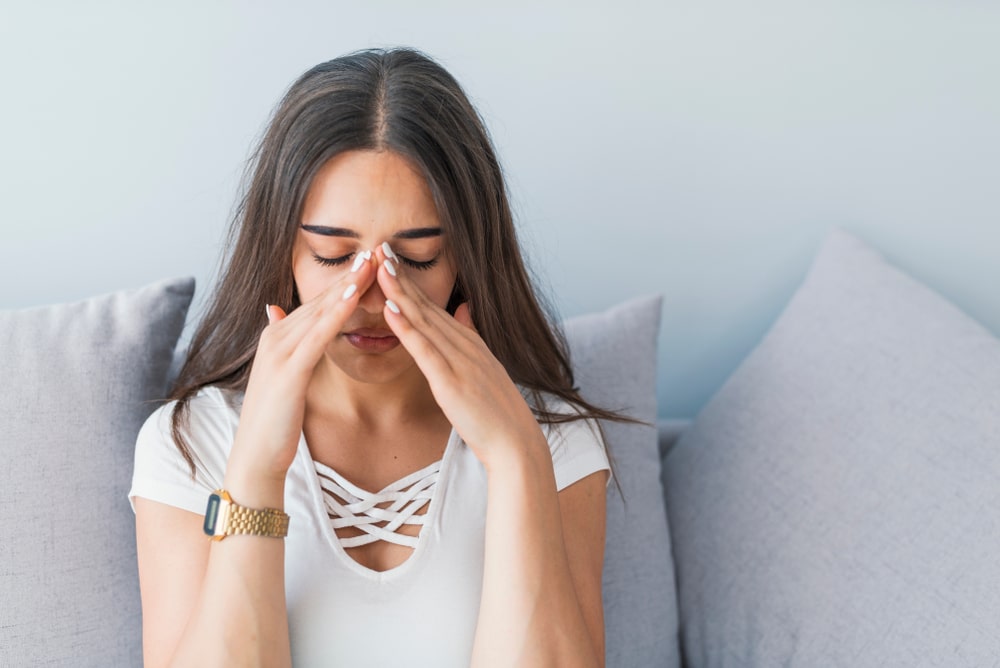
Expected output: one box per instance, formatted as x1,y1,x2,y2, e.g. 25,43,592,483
206,489,290,541
225,503,290,539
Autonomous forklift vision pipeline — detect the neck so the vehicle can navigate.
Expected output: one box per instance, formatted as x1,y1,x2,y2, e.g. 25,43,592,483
304,355,442,430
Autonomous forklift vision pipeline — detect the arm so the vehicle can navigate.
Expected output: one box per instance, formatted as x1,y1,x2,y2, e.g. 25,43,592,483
373,248,607,667
471,444,607,668
135,474,289,668
135,258,378,667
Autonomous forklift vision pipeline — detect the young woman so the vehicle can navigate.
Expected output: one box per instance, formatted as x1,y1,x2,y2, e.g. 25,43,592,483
129,47,617,668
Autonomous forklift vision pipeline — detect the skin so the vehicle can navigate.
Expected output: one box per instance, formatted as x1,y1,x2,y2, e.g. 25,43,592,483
134,149,608,667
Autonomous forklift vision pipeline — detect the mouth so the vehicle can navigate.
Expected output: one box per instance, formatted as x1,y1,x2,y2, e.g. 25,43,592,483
342,327,400,353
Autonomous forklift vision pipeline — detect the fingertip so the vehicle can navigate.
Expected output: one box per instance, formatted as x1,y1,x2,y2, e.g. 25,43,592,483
375,258,401,293
265,304,288,324
454,302,475,329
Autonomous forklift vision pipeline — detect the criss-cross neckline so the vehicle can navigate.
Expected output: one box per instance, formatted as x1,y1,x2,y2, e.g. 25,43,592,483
299,427,459,580
315,458,441,549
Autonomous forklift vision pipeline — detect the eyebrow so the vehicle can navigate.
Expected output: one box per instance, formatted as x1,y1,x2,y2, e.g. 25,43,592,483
300,224,443,240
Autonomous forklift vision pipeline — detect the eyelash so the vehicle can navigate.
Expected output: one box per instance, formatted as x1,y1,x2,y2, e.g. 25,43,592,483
311,252,439,271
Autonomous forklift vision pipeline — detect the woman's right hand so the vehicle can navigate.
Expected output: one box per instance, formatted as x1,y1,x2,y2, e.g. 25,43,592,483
224,254,377,493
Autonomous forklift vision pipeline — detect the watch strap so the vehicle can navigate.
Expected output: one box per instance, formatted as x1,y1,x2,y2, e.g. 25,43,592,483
205,489,290,540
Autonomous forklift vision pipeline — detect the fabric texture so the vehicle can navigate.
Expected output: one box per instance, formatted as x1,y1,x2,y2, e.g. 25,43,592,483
129,386,610,668
662,228,1000,666
0,277,195,667
564,295,681,668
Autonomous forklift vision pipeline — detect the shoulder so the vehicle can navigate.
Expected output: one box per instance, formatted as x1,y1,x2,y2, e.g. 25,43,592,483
526,390,601,442
138,386,241,444
525,390,611,492
133,386,243,491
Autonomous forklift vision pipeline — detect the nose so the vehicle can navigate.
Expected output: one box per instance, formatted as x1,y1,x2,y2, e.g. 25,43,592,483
356,248,387,315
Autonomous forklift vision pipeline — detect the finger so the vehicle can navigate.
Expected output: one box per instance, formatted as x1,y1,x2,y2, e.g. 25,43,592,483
264,303,287,324
287,266,379,366
453,302,475,331
374,243,451,343
265,259,377,362
319,251,378,307
375,253,481,349
383,296,469,368
376,261,481,364
265,265,359,344
373,244,490,366
382,297,457,380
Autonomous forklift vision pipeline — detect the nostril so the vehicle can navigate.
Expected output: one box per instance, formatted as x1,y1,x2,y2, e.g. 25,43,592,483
358,278,386,303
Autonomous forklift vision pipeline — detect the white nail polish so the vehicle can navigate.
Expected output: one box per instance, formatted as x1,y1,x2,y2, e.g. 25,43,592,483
351,254,366,272
264,304,272,323
362,249,373,261
384,259,397,276
342,284,357,300
381,242,397,260
385,299,401,314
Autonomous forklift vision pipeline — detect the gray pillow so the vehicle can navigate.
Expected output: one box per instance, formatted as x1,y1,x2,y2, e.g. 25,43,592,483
662,228,1000,666
0,277,195,667
564,295,680,668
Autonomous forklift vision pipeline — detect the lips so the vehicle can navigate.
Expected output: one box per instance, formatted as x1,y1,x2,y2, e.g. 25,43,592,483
343,327,400,353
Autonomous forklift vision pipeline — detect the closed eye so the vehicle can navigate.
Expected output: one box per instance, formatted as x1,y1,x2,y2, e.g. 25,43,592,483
311,252,440,270
311,252,352,267
399,254,439,271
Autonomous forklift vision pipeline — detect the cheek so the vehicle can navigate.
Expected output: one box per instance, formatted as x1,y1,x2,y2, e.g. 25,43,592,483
411,271,456,307
292,257,330,303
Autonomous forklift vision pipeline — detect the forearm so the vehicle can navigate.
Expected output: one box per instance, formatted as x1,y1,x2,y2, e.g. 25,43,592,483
471,438,601,668
167,470,291,668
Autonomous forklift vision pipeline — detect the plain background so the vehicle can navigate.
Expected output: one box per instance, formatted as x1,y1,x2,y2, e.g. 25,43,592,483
1,1,997,418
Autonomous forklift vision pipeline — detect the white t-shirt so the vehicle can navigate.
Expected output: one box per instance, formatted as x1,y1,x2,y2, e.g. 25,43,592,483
128,385,611,668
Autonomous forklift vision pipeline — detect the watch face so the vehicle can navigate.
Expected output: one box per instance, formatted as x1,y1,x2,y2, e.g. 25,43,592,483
204,493,222,536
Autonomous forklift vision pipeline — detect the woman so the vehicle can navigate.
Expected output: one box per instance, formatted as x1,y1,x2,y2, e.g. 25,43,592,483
130,47,618,667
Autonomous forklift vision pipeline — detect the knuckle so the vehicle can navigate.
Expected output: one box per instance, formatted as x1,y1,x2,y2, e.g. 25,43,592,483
258,325,278,347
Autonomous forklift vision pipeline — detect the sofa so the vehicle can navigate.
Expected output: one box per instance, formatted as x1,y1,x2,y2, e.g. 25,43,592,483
2,227,998,667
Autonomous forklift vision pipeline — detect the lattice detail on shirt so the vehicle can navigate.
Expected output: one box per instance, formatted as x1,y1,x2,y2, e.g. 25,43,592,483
314,459,441,549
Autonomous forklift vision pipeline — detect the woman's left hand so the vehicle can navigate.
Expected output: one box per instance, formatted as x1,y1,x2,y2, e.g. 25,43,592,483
373,247,547,472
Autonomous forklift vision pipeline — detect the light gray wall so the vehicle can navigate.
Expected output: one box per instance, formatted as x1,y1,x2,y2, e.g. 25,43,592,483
2,1,998,418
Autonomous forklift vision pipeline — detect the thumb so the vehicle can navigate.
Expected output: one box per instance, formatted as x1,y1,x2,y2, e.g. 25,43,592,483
264,303,288,325
453,302,475,330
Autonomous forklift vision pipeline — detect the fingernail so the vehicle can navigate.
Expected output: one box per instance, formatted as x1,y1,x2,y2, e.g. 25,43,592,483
342,284,357,300
384,258,397,277
351,254,366,273
264,303,272,323
381,242,397,260
385,299,401,314
362,249,373,261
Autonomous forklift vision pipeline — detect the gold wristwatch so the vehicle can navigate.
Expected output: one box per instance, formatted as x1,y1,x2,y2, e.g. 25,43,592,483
203,489,290,541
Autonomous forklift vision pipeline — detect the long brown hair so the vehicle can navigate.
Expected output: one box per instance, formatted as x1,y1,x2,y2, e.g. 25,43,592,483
169,47,629,494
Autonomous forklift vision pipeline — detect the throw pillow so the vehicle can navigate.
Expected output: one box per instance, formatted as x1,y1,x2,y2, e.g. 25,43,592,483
662,228,1000,666
565,295,680,668
0,277,195,666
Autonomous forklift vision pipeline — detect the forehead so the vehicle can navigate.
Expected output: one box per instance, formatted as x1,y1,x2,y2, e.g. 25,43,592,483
300,150,440,235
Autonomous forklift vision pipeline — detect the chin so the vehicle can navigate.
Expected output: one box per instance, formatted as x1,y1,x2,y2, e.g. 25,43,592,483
329,347,419,385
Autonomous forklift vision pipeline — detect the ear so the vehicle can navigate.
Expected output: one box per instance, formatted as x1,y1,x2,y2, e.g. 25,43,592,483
453,302,476,330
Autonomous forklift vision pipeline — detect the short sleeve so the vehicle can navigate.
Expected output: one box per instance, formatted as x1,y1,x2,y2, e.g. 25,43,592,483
544,411,612,492
127,387,237,515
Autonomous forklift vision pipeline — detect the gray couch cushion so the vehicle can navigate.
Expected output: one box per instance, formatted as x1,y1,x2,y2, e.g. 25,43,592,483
662,228,1000,666
0,277,195,667
565,295,680,668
